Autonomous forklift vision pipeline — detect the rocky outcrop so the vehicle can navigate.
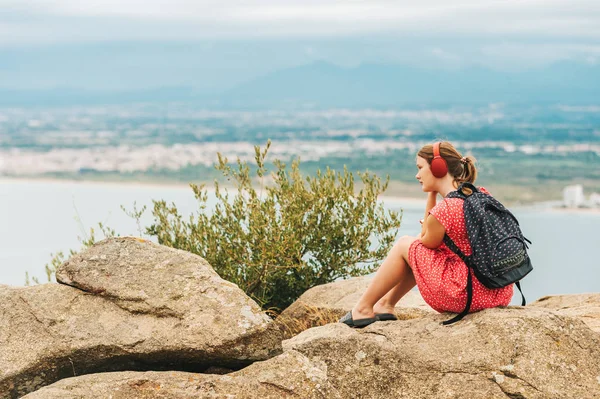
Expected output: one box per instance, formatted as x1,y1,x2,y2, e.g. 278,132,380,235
530,293,600,333
276,275,433,338
19,301,600,399
4,236,600,399
284,307,600,399
0,237,282,398
23,350,334,398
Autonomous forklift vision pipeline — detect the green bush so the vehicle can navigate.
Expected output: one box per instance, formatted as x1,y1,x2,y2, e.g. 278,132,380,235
147,140,401,311
31,140,401,313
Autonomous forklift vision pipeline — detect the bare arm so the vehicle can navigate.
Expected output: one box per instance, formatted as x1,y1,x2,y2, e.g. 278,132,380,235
420,191,445,249
420,215,445,249
420,191,438,237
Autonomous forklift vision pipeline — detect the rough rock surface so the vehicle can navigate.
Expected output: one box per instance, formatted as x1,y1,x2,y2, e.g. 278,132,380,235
276,275,434,337
23,350,334,398
282,275,432,316
530,293,600,333
0,237,282,398
284,307,600,399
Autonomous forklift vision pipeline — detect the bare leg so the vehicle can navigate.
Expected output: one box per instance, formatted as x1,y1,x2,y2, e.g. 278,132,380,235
372,271,416,315
352,236,418,320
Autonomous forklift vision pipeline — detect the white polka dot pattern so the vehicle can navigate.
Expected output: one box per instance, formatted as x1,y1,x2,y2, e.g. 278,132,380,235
445,184,532,289
408,187,515,314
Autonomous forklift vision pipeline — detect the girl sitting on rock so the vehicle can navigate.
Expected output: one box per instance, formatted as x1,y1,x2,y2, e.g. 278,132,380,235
340,141,513,327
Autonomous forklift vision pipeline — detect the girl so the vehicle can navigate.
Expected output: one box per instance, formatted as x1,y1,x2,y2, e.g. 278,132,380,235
340,141,513,327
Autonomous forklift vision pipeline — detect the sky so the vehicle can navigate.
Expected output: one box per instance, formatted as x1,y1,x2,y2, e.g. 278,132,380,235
3,0,600,42
1,0,599,90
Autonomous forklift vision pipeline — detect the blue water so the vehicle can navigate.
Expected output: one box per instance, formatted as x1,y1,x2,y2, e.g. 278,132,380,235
1,179,598,306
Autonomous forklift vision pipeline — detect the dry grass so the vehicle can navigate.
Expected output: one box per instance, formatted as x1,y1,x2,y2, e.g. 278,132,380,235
274,304,345,340
273,303,430,339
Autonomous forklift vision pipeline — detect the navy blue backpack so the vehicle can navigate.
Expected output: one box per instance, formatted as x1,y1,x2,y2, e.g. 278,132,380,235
442,182,533,325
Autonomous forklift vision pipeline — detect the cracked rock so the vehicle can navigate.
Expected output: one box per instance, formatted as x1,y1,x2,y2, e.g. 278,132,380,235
0,237,282,398
283,307,600,398
22,350,334,399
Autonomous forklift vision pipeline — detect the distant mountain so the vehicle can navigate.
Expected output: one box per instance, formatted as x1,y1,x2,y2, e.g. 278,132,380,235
221,61,600,107
1,61,598,107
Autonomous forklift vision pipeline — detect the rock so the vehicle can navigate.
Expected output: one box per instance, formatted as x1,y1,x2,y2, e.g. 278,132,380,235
0,237,282,398
23,350,335,399
530,293,600,333
284,307,600,399
276,275,434,338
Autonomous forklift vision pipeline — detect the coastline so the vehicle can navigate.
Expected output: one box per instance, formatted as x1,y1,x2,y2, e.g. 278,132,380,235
2,175,599,215
547,206,600,214
378,194,426,208
0,176,207,192
0,175,427,203
0,176,427,207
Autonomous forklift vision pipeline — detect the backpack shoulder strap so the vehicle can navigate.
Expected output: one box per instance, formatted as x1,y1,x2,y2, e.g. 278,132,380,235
458,182,479,195
442,233,474,325
446,182,479,200
441,189,474,325
443,234,468,262
445,190,464,199
515,281,527,306
442,270,473,325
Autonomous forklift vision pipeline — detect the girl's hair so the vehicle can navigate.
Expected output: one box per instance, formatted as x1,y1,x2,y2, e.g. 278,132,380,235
417,141,478,187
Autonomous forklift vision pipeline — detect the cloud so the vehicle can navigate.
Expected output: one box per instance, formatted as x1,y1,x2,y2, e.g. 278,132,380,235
1,0,599,45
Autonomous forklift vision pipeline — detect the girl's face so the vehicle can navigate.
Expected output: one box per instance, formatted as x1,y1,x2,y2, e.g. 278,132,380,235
415,156,436,192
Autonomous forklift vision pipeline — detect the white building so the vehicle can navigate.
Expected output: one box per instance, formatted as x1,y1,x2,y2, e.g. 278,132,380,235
588,192,600,207
563,184,585,208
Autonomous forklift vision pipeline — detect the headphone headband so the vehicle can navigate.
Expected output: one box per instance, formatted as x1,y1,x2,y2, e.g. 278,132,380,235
433,142,441,158
430,142,448,178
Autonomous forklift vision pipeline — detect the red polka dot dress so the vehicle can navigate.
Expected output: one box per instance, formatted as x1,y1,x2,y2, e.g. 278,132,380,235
408,187,514,313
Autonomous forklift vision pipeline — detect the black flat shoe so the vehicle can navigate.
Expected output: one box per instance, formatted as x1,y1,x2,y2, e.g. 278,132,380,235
339,311,377,328
375,313,398,321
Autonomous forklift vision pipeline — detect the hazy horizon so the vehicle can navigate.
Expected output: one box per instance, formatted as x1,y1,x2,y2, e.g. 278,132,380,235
1,0,599,93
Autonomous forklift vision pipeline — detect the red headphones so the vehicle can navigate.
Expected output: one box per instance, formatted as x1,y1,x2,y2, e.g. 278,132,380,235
430,142,448,178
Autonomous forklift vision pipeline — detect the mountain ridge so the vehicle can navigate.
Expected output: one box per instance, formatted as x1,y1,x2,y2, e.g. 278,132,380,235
1,60,598,107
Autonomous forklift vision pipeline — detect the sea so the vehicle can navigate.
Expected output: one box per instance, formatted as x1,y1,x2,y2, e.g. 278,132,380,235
1,178,599,306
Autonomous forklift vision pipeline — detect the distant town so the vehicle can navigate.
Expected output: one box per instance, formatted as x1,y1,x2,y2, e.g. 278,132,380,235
1,103,598,205
562,185,600,209
2,140,599,177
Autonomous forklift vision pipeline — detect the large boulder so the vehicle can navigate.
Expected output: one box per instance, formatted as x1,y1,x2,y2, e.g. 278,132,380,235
284,307,600,399
276,275,434,338
530,293,600,333
23,350,335,398
0,237,282,398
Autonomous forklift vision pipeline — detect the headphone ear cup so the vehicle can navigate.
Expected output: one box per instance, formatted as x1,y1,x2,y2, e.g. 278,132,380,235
430,157,448,178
